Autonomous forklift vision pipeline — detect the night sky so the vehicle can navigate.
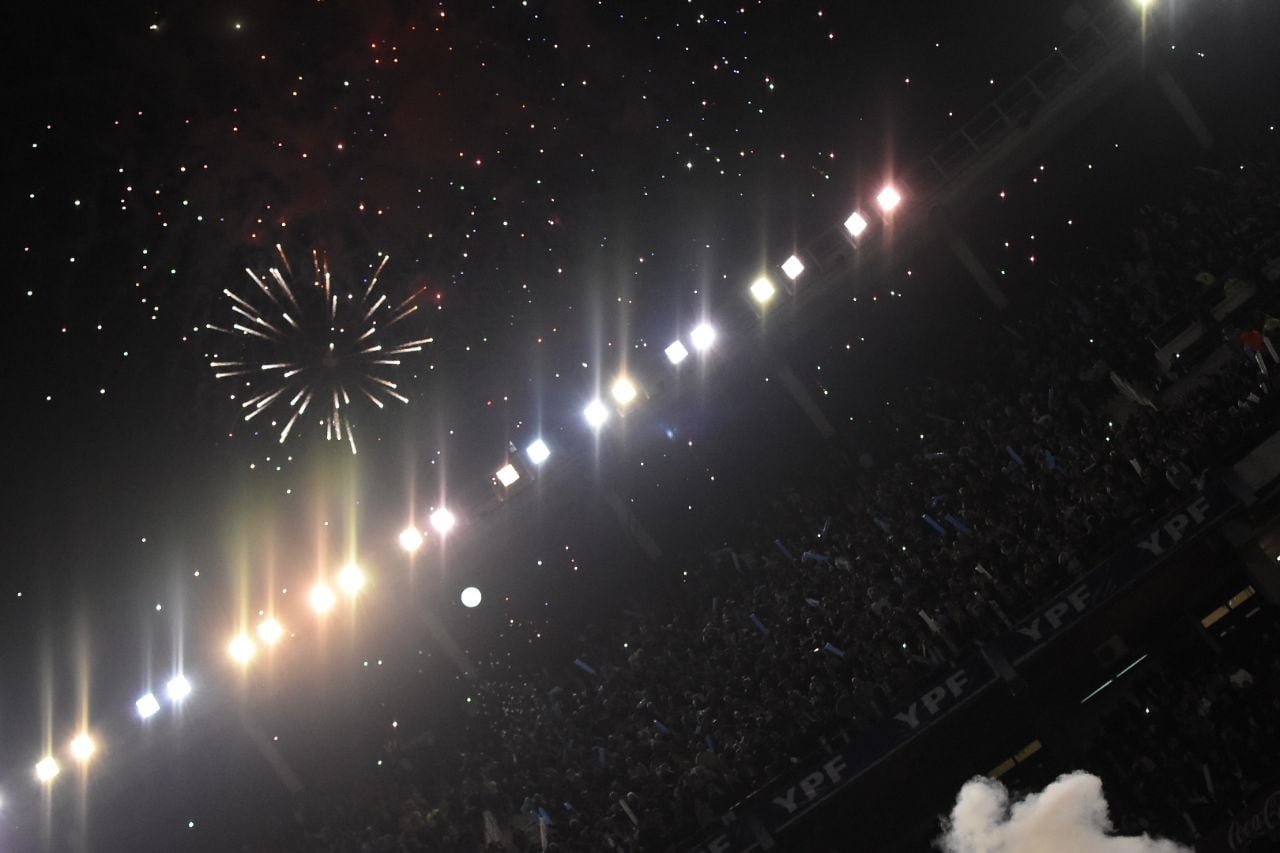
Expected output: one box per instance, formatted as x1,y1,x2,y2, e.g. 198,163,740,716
1,0,1274,848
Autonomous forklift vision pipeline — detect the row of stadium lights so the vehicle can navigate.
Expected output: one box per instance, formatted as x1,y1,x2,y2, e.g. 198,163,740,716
21,185,902,791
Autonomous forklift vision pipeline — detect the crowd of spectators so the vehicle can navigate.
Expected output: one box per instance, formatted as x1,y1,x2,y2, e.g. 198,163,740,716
1085,608,1280,848
262,148,1280,852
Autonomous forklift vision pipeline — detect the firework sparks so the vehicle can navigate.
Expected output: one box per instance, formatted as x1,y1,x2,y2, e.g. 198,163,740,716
208,245,432,452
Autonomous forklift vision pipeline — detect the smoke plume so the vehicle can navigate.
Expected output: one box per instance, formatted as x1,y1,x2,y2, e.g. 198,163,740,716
938,771,1190,853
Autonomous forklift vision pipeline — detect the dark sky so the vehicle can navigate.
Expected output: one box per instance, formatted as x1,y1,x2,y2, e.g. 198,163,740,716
2,0,1273,848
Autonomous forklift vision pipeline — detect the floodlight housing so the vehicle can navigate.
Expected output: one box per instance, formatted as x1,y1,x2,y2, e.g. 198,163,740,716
228,633,256,664
257,617,284,645
460,586,482,608
35,756,59,783
337,563,366,596
665,340,689,365
525,438,551,465
429,507,456,535
876,184,902,212
583,399,610,429
781,254,805,280
844,211,869,238
69,733,96,763
136,692,161,719
690,323,716,351
611,376,639,408
398,526,424,553
750,276,777,305
309,582,337,614
166,674,192,702
495,463,520,488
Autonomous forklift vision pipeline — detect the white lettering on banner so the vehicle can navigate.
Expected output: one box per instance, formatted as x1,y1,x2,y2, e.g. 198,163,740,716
1017,586,1091,642
771,754,849,814
893,669,970,730
1134,495,1212,557
1226,790,1280,850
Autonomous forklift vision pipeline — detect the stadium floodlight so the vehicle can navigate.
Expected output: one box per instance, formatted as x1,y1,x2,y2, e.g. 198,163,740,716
136,692,161,720
257,617,284,646
664,340,689,365
398,526,424,553
610,376,638,407
525,438,551,465
429,507,456,535
583,399,610,429
165,674,192,703
749,276,777,305
309,582,337,614
495,463,520,488
843,211,869,238
781,254,805,281
69,733,96,764
690,322,716,352
228,633,256,665
876,184,902,212
337,563,366,596
35,756,59,783
460,586,482,608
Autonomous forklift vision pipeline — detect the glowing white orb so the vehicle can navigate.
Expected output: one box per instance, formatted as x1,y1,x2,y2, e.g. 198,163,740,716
35,756,59,783
781,254,805,280
460,586,482,608
228,633,256,664
844,211,869,238
525,438,551,465
257,617,284,645
309,582,337,614
337,563,366,596
398,526,424,553
430,507,456,535
166,674,192,702
136,692,161,719
690,322,717,351
665,340,689,365
69,733,96,763
750,276,777,305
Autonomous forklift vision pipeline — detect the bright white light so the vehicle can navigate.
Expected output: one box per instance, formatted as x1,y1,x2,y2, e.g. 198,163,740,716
525,438,551,465
337,563,366,596
309,582,337,614
583,399,610,429
750,276,777,305
136,692,161,719
876,184,902,212
665,340,689,365
611,376,638,406
398,526,424,553
495,463,520,488
166,674,192,702
35,756,59,783
228,633,256,665
690,322,717,351
430,507,456,535
781,254,805,280
844,211,869,238
257,617,284,645
69,733,96,763
460,586,482,608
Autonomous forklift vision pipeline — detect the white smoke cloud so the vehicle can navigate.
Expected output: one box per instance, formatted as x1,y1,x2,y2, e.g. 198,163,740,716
938,771,1190,853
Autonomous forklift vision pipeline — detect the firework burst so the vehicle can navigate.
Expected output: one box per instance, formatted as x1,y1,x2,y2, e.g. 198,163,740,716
208,245,432,453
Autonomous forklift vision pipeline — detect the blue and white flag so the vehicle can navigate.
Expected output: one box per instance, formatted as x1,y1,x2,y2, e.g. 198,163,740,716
573,658,597,677
1006,446,1025,467
749,612,769,636
922,514,946,535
